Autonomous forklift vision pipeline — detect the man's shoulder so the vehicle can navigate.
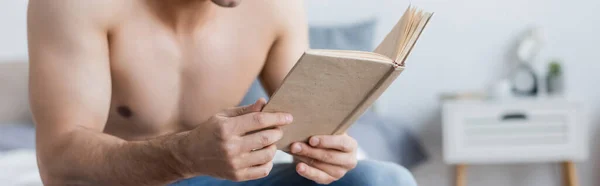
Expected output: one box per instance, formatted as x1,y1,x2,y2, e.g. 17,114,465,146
240,0,306,34
28,0,127,29
249,0,305,20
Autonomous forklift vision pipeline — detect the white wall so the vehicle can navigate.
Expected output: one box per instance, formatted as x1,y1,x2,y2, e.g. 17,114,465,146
1,0,599,186
0,0,28,61
369,0,600,186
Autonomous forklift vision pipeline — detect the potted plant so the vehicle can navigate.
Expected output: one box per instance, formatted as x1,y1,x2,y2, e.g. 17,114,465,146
546,60,564,96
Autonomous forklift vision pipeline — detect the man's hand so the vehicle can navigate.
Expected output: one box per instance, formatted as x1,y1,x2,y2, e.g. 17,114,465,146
290,134,358,184
176,98,293,181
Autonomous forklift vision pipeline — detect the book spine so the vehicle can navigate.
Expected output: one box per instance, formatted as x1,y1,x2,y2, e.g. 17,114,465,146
332,65,405,135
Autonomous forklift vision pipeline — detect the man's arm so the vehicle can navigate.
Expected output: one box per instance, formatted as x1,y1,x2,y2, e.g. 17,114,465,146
28,1,188,185
28,1,290,185
260,1,359,184
259,0,309,95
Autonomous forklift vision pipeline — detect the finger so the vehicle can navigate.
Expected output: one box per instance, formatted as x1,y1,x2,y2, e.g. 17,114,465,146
290,143,354,169
294,156,348,180
235,112,293,134
308,134,357,152
296,162,336,185
237,145,277,168
222,98,267,117
238,160,273,181
241,128,283,152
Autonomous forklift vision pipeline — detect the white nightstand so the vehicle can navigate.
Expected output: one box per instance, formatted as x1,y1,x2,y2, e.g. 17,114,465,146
442,99,589,186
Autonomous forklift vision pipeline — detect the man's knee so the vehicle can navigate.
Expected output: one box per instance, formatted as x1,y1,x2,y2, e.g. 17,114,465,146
337,160,417,186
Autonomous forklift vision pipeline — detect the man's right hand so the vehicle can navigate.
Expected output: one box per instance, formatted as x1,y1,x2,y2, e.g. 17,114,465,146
176,98,292,181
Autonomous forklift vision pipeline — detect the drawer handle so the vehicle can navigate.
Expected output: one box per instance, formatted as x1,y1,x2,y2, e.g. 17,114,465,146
501,113,527,121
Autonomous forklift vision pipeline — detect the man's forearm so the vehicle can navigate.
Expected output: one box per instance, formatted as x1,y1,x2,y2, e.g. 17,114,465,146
38,128,192,185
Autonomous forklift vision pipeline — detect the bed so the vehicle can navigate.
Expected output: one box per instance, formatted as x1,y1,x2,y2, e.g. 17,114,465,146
0,124,41,186
0,61,42,185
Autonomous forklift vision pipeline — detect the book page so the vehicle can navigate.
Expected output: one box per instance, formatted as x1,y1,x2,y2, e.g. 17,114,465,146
397,11,433,63
373,6,413,61
373,5,433,64
306,49,391,63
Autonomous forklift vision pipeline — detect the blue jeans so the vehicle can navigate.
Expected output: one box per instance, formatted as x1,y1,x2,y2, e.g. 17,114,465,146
169,160,417,186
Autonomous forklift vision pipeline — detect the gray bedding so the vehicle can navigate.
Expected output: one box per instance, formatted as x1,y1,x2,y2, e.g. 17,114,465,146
0,124,35,151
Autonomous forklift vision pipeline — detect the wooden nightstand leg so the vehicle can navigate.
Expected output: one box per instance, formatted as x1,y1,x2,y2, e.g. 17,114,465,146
455,164,467,186
562,161,578,186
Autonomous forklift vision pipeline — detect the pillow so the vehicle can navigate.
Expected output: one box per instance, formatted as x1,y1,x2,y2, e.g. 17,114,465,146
239,19,378,106
348,110,428,169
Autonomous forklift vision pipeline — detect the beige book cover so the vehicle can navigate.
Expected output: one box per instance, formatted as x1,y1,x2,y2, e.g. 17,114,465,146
262,5,434,152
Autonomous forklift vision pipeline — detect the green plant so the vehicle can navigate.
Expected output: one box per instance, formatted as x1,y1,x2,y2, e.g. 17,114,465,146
548,60,562,75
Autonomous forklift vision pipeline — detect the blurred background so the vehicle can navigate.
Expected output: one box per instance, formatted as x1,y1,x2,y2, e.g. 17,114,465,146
1,0,599,186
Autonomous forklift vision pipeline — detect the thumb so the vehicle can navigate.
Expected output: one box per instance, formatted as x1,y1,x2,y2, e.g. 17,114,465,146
222,98,267,117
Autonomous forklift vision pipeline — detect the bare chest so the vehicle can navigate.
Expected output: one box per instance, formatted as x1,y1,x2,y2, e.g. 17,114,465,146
103,18,275,139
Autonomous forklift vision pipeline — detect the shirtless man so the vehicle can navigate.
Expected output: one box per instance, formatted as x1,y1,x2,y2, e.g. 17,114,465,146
27,0,417,185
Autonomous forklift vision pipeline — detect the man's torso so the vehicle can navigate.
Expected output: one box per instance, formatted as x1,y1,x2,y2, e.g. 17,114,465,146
102,1,280,140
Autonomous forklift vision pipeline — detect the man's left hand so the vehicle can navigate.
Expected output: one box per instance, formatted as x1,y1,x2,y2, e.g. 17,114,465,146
290,134,358,184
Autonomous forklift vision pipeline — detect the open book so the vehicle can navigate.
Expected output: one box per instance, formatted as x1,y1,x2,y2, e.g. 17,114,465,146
262,6,434,151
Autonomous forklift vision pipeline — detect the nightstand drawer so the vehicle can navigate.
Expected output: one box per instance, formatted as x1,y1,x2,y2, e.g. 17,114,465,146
442,100,588,164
